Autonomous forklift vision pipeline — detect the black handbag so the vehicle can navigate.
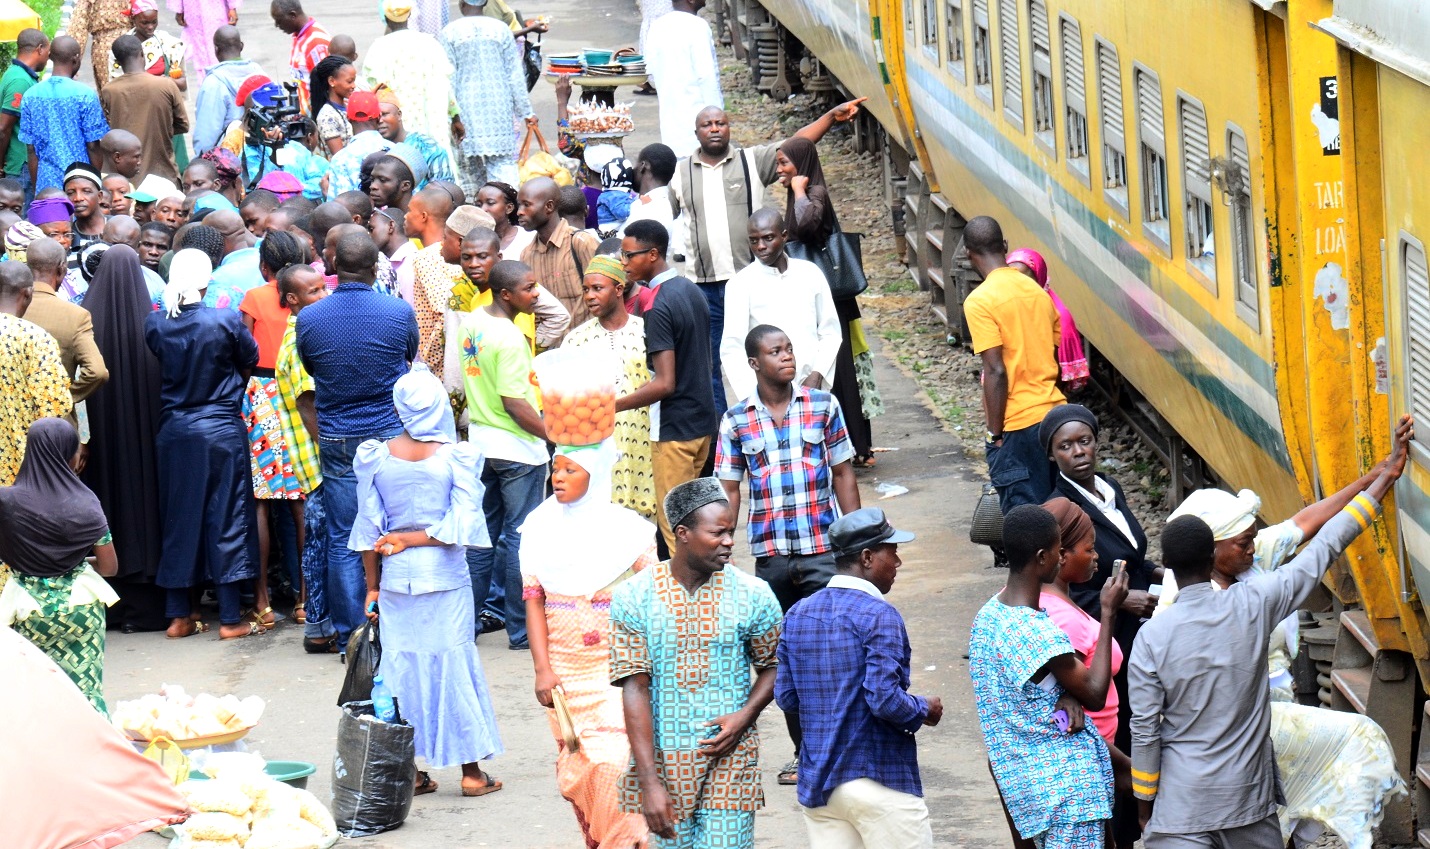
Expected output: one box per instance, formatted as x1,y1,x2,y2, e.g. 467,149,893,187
969,483,1004,547
788,228,869,300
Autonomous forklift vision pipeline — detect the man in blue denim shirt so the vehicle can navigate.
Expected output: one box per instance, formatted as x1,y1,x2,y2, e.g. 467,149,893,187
297,227,418,649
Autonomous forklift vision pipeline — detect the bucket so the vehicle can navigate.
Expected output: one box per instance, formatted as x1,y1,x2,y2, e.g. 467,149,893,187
532,347,617,446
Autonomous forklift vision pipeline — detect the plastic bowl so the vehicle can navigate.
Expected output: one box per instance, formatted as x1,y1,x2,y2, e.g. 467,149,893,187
583,50,614,65
187,760,317,789
617,54,644,63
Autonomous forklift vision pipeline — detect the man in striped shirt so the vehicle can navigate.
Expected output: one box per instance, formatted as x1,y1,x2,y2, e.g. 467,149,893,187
270,0,329,114
668,97,864,415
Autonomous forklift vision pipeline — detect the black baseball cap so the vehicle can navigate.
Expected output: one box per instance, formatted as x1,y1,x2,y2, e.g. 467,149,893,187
830,507,915,556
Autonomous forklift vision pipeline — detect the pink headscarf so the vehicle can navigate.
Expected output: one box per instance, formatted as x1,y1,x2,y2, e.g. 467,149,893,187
1007,248,1089,391
123,0,158,15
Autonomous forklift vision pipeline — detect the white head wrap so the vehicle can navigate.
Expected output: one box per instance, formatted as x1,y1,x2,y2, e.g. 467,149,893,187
517,439,656,596
1167,488,1261,541
162,249,213,318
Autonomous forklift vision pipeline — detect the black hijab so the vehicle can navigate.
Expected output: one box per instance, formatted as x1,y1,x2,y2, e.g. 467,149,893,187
0,418,109,577
779,136,837,247
82,245,164,582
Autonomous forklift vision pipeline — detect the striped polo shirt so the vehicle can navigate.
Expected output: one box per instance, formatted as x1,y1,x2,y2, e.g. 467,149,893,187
671,141,781,284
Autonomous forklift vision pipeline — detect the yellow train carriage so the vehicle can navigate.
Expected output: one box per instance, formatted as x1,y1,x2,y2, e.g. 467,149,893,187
898,0,1301,515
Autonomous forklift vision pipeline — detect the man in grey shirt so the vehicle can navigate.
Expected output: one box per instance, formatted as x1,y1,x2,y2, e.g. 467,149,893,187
1129,415,1412,848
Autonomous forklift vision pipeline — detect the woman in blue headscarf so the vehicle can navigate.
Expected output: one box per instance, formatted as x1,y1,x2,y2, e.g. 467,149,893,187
350,364,503,797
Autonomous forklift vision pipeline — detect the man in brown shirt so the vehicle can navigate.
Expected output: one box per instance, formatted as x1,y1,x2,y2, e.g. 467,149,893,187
518,176,598,340
23,237,107,407
99,35,188,182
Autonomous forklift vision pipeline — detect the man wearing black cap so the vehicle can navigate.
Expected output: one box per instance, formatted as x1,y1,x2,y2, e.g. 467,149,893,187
775,507,941,847
609,477,783,848
63,163,108,268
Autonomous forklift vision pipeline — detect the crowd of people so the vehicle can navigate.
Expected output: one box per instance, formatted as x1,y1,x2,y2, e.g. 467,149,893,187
963,212,1412,848
0,2,950,847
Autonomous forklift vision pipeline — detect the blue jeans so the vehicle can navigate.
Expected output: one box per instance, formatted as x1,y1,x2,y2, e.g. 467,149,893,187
697,280,728,418
468,457,546,647
985,421,1055,513
320,430,400,646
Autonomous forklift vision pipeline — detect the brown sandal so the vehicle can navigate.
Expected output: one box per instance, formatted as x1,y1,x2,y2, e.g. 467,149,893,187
461,770,503,797
414,771,438,796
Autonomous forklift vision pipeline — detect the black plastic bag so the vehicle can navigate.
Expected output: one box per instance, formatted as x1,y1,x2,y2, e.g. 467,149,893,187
337,620,380,707
332,700,416,838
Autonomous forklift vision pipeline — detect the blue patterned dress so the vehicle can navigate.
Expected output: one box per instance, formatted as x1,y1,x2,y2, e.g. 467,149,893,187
968,595,1114,841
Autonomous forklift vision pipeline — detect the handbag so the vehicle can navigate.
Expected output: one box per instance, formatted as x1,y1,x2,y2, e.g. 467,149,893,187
969,483,1004,547
517,125,575,187
337,620,382,707
788,228,869,300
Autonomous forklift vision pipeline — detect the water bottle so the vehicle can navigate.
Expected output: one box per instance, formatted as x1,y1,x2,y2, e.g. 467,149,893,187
371,674,396,723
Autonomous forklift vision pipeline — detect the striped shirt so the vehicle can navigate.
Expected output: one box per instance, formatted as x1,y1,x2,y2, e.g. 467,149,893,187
520,218,599,339
274,317,321,492
670,142,781,283
289,18,331,114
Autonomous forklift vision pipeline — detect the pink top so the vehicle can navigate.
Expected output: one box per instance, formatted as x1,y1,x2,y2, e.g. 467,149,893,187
1039,591,1123,747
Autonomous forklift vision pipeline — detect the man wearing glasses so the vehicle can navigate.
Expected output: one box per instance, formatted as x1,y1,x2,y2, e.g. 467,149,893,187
618,219,717,554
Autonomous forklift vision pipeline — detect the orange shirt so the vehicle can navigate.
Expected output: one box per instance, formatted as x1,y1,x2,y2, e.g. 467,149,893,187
963,266,1065,431
239,282,291,370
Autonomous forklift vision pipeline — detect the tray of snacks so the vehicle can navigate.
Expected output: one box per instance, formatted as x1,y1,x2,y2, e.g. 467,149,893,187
113,685,265,748
565,100,635,136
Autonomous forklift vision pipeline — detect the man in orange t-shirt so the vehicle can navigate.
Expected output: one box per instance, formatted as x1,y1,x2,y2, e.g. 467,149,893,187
962,215,1065,511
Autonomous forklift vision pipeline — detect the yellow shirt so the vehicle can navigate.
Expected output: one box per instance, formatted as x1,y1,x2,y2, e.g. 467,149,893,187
963,266,1065,431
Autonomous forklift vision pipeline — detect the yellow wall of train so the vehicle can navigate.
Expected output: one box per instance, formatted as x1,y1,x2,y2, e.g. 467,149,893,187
1374,65,1430,623
898,0,1302,515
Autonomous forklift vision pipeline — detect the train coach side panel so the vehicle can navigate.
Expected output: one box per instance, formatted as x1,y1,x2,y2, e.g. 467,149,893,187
897,0,1302,516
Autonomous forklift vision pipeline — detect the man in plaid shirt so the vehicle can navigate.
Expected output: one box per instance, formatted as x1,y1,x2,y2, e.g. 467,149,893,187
715,323,860,785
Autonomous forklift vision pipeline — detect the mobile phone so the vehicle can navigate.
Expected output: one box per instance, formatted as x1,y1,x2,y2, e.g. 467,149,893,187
1052,709,1070,733
1112,559,1126,579
366,600,378,614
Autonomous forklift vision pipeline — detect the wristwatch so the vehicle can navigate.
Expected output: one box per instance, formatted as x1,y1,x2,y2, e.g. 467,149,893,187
986,431,1003,444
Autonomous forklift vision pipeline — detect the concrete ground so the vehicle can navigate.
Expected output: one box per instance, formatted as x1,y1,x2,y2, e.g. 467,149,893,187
103,0,1015,846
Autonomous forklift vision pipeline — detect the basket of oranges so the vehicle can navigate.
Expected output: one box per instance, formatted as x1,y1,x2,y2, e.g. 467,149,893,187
534,348,617,446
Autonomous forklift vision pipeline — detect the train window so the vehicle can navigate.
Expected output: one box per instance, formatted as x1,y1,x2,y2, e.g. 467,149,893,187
948,0,965,79
999,0,1023,130
1179,98,1215,287
1401,235,1430,436
1030,1,1054,156
973,0,993,102
1096,40,1127,216
1060,16,1088,183
1229,128,1258,322
1135,67,1169,252
906,0,915,31
923,0,939,58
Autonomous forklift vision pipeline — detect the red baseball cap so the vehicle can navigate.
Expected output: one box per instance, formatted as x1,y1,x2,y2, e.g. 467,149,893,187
234,74,273,107
347,92,380,121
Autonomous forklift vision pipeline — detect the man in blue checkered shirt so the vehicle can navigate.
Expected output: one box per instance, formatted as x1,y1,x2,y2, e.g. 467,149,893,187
714,323,860,785
775,507,941,847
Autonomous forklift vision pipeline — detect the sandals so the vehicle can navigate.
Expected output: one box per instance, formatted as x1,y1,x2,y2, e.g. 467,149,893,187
415,771,439,796
853,453,877,469
219,622,265,640
248,606,276,630
777,759,799,786
293,604,307,625
166,619,210,639
461,769,502,797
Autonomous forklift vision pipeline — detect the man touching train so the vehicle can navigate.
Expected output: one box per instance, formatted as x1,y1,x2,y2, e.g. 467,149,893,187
962,215,1065,512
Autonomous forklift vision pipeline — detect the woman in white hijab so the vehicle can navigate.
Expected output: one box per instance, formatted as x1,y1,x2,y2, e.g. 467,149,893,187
349,364,502,797
1156,470,1403,848
519,439,655,848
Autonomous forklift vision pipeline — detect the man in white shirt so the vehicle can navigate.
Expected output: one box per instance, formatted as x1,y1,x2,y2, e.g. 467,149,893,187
621,142,685,272
720,208,840,403
644,0,721,156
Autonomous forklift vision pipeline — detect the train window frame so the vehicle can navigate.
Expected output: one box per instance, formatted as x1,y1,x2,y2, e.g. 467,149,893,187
947,0,966,81
999,0,1023,131
1029,0,1055,157
1134,64,1169,254
1399,231,1430,464
1096,38,1128,218
1059,15,1089,186
922,0,940,61
1178,94,1215,290
906,0,915,31
973,0,993,103
1227,126,1257,325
